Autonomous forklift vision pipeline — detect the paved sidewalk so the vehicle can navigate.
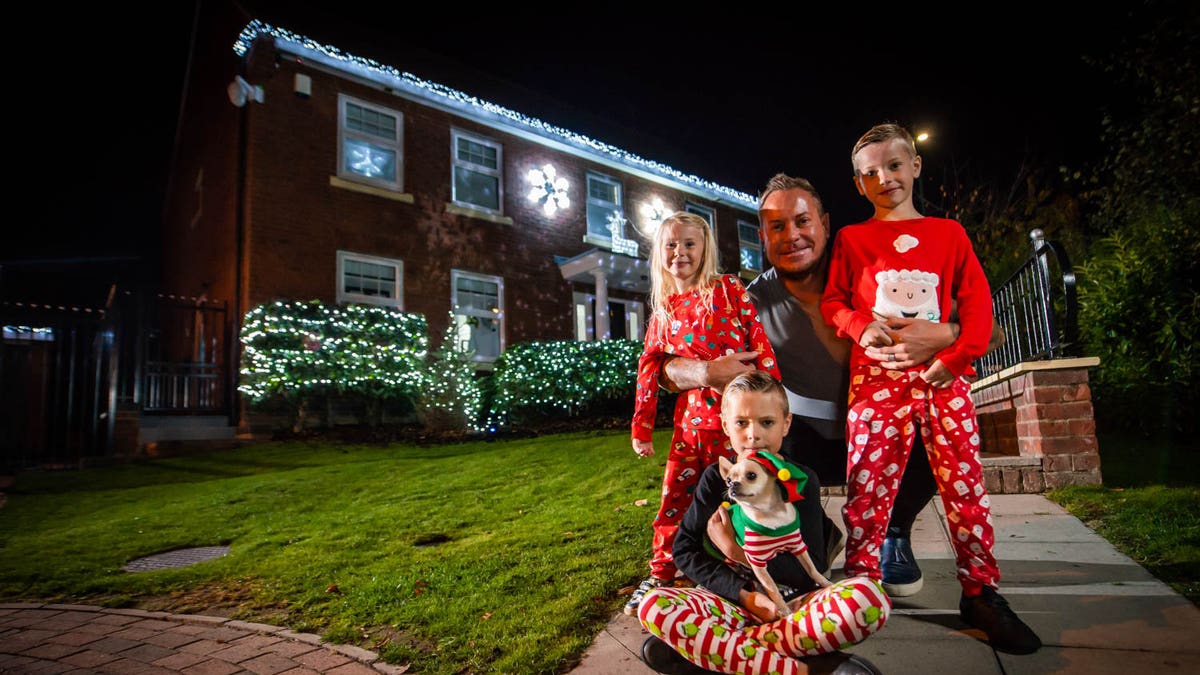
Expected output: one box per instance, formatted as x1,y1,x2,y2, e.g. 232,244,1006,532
572,493,1200,675
0,605,406,674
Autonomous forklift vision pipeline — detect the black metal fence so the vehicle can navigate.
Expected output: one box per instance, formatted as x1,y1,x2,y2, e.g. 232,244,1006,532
0,300,115,470
975,229,1079,377
113,290,229,415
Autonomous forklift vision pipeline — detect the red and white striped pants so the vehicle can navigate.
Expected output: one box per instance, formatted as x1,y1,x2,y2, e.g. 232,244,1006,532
638,578,889,674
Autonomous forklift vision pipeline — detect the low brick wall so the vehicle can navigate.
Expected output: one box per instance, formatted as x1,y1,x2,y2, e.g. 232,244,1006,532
972,357,1103,493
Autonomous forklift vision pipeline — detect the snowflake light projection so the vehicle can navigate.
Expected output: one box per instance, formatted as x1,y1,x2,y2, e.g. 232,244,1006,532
347,143,391,178
525,164,570,216
606,211,639,257
638,196,671,236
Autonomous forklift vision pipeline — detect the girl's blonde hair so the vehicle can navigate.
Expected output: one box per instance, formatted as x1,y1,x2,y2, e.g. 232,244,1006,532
648,211,722,343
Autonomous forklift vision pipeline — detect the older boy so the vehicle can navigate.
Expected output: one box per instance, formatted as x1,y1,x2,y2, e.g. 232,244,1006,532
819,123,1040,654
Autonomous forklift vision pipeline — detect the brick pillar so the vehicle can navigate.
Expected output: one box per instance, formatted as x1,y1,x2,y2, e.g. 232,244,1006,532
971,357,1102,493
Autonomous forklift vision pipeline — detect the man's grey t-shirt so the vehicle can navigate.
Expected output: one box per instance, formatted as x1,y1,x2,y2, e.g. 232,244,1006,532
746,267,849,441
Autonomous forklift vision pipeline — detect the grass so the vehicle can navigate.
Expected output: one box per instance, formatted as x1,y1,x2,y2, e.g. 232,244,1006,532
3,426,1197,671
1045,430,1200,605
0,429,670,674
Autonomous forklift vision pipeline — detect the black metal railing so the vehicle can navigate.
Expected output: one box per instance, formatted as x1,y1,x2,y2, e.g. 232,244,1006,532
975,229,1078,377
142,361,224,412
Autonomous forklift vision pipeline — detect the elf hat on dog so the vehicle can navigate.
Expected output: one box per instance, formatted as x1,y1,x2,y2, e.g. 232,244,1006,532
744,449,807,502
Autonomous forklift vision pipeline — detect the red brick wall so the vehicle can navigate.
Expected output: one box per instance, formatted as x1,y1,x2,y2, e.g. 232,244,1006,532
973,364,1103,493
236,39,756,345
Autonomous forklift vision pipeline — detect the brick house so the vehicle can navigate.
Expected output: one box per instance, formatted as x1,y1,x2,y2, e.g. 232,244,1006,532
162,6,763,429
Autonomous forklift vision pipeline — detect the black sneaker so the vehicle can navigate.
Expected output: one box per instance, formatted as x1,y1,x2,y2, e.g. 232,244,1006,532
641,636,714,674
881,528,923,597
803,651,884,675
960,586,1043,654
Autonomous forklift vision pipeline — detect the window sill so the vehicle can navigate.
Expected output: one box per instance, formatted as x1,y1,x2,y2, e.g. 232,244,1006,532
444,203,513,225
329,176,414,203
582,234,614,248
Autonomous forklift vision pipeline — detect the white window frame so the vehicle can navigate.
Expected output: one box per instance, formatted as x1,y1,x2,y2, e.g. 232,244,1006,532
686,202,717,246
737,218,763,275
450,128,504,215
337,93,404,192
585,172,624,247
572,292,644,342
451,269,505,363
336,250,404,309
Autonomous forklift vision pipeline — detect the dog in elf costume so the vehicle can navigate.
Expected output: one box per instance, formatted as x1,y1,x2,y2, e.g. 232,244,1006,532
719,449,833,619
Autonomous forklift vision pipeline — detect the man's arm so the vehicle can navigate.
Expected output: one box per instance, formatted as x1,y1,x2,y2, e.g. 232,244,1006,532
659,352,759,393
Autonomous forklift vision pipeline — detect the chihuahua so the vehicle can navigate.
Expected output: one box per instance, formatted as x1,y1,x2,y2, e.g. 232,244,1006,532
719,452,832,618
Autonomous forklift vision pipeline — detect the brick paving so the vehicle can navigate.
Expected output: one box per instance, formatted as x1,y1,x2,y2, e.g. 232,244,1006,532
0,604,409,674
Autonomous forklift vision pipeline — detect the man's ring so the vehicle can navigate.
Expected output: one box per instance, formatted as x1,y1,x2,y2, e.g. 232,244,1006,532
888,353,896,362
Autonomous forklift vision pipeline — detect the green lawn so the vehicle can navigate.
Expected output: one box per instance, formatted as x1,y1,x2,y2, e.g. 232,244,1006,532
2,427,1196,672
0,430,669,674
1045,431,1200,605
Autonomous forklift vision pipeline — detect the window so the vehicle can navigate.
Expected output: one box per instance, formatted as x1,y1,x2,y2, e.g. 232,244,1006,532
572,292,644,342
451,129,503,213
337,251,403,308
585,172,623,244
451,270,504,363
2,325,54,342
686,203,717,243
338,94,403,191
738,218,763,274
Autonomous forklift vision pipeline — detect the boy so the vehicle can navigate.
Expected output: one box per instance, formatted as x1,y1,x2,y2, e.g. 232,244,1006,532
819,123,1041,654
637,370,889,675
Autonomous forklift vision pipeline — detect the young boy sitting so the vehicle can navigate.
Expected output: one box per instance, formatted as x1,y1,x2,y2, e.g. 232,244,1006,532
637,370,890,675
819,122,1041,654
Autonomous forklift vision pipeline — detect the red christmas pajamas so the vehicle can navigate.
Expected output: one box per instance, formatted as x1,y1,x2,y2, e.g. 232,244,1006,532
633,274,781,581
842,366,998,594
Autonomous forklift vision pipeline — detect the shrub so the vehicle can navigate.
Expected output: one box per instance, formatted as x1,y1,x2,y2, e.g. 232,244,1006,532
486,339,641,429
418,314,484,432
240,301,429,428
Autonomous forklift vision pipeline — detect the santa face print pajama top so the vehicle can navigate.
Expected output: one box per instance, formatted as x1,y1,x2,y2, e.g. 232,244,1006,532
820,217,999,593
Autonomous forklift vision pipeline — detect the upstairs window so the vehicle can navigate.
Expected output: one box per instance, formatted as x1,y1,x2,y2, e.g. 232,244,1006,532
585,172,623,244
338,94,403,191
738,219,763,274
337,251,403,308
451,129,503,214
686,203,717,243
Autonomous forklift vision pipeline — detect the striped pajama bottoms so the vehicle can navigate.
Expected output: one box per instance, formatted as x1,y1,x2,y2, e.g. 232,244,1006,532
638,577,889,674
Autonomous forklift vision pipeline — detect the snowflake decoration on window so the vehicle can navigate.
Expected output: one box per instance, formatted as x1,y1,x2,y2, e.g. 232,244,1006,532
525,163,570,216
349,145,390,178
607,211,639,257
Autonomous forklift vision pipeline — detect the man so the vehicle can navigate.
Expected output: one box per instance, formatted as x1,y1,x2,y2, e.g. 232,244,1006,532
663,174,965,598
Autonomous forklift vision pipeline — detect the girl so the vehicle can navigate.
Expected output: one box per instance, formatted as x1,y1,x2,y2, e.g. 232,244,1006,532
626,211,781,616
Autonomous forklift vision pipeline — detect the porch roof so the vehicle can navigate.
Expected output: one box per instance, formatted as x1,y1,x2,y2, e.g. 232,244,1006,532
556,249,651,295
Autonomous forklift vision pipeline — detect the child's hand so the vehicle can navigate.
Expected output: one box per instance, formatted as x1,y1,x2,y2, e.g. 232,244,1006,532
858,321,895,349
738,589,779,624
921,359,955,388
632,439,655,457
707,508,748,566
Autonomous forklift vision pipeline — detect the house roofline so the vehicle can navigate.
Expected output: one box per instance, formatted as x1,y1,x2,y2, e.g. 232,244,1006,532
233,20,758,212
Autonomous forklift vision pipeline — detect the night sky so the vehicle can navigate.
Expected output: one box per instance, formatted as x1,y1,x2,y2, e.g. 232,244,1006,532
10,1,1185,270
